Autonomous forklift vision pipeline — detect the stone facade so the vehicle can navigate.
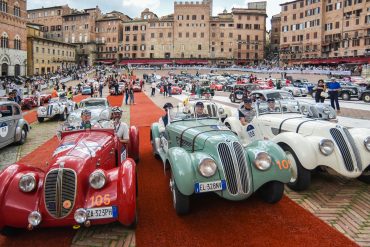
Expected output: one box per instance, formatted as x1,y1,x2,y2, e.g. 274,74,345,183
62,7,102,66
27,24,76,76
270,14,281,57
27,5,71,42
95,11,129,63
0,0,27,76
279,0,370,64
147,14,174,59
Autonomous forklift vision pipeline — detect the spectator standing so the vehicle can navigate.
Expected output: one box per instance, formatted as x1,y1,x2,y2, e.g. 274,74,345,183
90,83,94,98
129,84,135,105
168,81,172,97
163,82,168,97
67,86,73,100
151,81,156,96
314,79,326,103
114,80,119,95
125,83,130,105
99,83,103,98
327,77,341,112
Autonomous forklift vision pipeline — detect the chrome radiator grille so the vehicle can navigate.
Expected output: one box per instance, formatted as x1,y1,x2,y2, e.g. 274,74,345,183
343,128,362,171
44,168,76,218
330,128,354,172
47,105,53,116
206,105,217,117
218,142,250,195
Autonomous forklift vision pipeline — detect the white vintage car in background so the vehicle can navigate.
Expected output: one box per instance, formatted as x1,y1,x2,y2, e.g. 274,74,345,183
225,101,370,191
281,85,308,97
179,95,232,121
67,98,111,125
37,97,76,122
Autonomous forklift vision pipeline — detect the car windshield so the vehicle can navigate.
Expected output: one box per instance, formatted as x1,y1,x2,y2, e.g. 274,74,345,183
265,92,295,100
257,100,301,115
80,100,106,108
169,107,217,123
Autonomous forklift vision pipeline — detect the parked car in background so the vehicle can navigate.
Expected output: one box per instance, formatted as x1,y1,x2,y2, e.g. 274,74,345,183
81,86,92,95
37,97,76,122
67,98,111,125
151,108,291,215
229,84,261,103
282,84,308,97
0,126,139,234
225,100,370,191
198,79,215,96
358,88,370,103
0,101,29,149
321,81,360,101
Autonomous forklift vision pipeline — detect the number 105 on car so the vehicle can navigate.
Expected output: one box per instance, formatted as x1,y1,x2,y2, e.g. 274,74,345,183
195,180,226,193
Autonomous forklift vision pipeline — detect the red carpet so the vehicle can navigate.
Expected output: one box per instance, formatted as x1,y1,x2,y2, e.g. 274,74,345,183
107,95,124,107
23,95,88,124
132,92,357,247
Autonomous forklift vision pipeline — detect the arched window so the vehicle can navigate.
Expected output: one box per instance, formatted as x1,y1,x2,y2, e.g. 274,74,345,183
0,0,8,13
14,35,21,50
13,1,20,17
0,32,9,48
14,64,20,76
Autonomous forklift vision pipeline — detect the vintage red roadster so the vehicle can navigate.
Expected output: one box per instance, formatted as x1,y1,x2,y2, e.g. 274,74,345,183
0,123,139,235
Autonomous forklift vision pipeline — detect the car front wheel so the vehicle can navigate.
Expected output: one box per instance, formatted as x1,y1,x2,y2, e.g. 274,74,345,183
170,173,189,215
16,126,27,145
257,181,284,203
37,117,44,123
341,92,350,101
230,95,235,103
363,93,370,103
283,145,311,191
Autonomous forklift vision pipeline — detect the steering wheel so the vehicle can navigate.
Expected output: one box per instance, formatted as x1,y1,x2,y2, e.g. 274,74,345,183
97,119,111,128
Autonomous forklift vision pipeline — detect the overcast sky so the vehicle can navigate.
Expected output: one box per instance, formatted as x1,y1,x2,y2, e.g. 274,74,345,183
28,0,286,30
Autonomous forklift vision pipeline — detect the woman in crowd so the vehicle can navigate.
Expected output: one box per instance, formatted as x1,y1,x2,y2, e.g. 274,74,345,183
314,79,327,103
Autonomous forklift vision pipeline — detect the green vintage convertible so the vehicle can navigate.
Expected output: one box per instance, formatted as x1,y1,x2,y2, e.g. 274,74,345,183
151,109,292,215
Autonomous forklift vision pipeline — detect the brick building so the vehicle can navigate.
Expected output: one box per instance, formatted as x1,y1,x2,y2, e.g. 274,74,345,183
95,11,130,64
270,14,281,60
0,0,27,76
62,6,102,66
27,23,76,76
27,5,71,42
279,0,370,65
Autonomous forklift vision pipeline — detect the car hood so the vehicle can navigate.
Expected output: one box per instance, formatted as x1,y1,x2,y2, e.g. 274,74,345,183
169,119,238,150
50,130,115,172
257,113,339,137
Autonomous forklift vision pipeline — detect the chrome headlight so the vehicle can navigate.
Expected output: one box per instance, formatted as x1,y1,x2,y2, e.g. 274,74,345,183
218,107,225,115
364,137,370,151
89,170,106,189
40,108,46,112
323,108,331,115
253,152,272,171
74,208,87,224
198,158,217,177
28,211,42,226
53,107,59,112
319,139,334,156
19,174,36,192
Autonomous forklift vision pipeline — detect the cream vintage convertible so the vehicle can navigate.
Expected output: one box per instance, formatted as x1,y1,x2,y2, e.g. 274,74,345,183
224,100,370,191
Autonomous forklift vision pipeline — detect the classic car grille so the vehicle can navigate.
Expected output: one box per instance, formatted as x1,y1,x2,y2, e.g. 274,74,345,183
206,105,217,117
44,169,76,218
343,128,362,171
330,128,354,172
47,105,53,116
218,142,250,195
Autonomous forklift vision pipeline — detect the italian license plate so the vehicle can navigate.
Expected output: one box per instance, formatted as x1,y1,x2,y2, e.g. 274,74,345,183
87,206,118,220
195,180,226,193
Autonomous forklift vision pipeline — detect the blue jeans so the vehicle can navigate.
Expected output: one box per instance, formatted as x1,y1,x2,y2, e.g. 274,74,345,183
130,93,134,104
125,92,129,104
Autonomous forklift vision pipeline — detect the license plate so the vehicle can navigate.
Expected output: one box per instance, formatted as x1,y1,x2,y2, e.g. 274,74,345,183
87,206,118,220
195,180,226,193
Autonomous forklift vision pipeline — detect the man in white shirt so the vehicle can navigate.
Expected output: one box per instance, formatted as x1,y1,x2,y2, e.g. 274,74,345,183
111,106,129,144
151,81,156,96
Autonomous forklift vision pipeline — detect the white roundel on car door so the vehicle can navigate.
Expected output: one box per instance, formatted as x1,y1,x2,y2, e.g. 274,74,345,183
0,122,9,138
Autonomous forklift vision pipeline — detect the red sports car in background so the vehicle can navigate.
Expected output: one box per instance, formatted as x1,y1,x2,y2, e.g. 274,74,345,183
0,126,139,235
160,86,182,95
210,83,223,91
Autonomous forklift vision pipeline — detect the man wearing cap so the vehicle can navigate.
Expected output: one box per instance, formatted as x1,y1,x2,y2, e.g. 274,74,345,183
158,103,173,133
80,109,92,129
111,106,129,144
239,98,255,126
327,77,341,112
193,101,209,118
267,98,279,112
